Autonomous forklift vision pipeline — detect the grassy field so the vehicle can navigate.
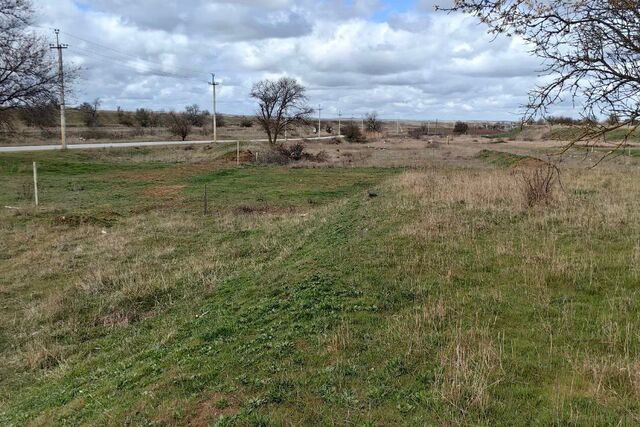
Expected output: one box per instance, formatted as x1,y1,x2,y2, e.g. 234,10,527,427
1,141,640,425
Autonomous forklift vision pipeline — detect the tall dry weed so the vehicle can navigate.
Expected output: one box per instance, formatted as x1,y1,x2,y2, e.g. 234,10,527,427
436,326,502,413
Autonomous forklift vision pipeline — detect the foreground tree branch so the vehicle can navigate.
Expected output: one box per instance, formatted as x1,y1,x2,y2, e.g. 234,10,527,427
440,0,640,150
1,0,62,111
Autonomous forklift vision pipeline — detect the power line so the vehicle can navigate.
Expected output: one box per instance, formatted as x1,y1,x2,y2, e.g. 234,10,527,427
61,31,206,76
72,46,198,79
72,45,203,80
33,25,208,77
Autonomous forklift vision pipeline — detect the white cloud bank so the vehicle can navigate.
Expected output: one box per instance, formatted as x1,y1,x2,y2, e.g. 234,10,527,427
31,0,568,120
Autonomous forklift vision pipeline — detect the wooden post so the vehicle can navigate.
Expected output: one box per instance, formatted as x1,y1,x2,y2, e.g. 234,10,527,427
203,184,208,215
237,141,240,166
33,162,39,206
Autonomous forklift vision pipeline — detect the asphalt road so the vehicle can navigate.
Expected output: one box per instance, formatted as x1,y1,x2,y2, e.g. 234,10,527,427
0,136,341,153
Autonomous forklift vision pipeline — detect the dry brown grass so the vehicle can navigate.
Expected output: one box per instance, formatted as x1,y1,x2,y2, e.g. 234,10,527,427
436,326,502,414
518,163,560,208
580,356,640,402
326,321,352,354
378,162,640,419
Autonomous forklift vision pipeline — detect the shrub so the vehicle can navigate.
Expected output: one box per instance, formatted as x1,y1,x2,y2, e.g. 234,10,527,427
19,102,58,128
365,112,383,132
520,164,558,208
0,110,14,134
278,142,305,161
256,149,289,165
307,150,328,163
78,99,101,127
216,114,226,128
240,117,253,128
117,107,134,127
135,109,151,128
166,112,192,141
185,104,208,127
342,123,366,143
148,111,162,128
545,115,579,126
257,143,327,165
581,114,598,126
453,121,469,135
408,124,430,139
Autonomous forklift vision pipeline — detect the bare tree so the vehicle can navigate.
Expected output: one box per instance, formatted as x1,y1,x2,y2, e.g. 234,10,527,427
166,112,191,141
78,98,101,127
365,112,383,132
441,0,640,149
1,1,62,114
185,104,208,127
250,77,313,145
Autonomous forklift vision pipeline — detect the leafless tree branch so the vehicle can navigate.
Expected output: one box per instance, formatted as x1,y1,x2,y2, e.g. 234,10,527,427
440,0,640,151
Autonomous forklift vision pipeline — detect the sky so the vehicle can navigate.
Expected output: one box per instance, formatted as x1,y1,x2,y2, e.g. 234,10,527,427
31,0,567,121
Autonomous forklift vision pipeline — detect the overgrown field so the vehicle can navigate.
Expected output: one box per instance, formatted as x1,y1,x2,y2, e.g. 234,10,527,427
1,146,639,425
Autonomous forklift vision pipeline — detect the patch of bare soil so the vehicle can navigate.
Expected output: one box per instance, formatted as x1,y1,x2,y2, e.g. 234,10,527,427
221,149,253,163
188,393,242,426
142,185,186,199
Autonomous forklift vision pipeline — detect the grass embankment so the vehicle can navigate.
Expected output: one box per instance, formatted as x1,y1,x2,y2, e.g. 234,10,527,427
545,126,640,142
1,147,640,425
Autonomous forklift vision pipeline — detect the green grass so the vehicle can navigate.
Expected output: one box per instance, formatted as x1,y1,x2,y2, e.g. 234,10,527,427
481,128,522,140
546,126,640,142
1,147,640,425
475,149,528,167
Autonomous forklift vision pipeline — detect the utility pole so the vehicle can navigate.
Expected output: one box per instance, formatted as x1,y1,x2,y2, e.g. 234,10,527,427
338,111,342,136
50,29,68,150
209,74,219,142
33,162,38,206
317,104,323,135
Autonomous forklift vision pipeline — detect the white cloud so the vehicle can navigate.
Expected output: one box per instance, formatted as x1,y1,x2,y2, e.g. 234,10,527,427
32,0,549,120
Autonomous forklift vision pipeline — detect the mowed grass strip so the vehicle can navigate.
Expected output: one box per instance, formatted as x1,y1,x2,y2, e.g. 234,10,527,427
1,148,640,425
